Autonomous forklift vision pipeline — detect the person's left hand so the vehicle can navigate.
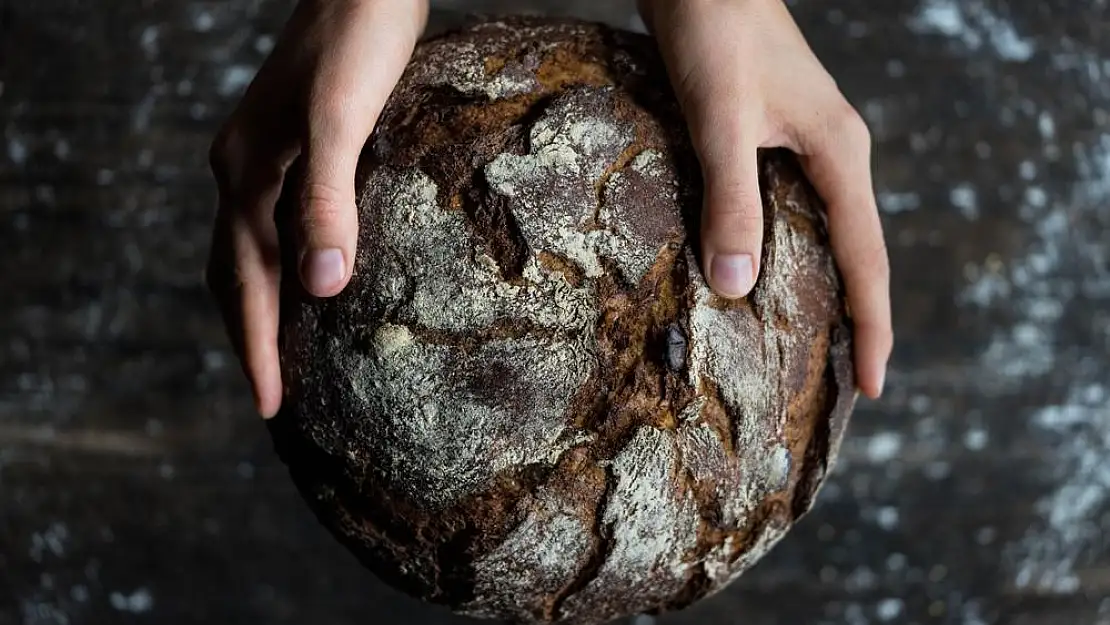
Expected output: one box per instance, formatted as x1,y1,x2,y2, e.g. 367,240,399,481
638,0,893,398
205,0,428,418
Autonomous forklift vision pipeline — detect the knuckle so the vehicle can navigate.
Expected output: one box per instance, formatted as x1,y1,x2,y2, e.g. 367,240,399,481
706,181,764,222
673,65,703,108
713,204,766,231
871,240,892,276
880,326,895,352
299,182,350,231
831,103,871,148
208,124,249,191
250,161,287,193
861,240,891,283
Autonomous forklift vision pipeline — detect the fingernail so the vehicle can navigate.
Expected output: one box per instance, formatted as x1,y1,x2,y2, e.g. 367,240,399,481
710,253,755,297
303,248,346,295
876,369,886,397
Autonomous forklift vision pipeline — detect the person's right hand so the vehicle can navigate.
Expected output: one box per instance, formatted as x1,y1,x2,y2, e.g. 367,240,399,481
640,0,892,398
206,0,429,418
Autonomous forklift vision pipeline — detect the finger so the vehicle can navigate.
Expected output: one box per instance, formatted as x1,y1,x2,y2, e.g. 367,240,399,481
297,0,428,298
209,208,284,418
208,131,286,418
698,132,765,300
232,202,284,418
209,204,284,418
648,15,772,295
795,106,893,398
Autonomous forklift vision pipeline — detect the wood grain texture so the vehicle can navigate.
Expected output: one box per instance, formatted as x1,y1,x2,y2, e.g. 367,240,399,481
2,1,1109,624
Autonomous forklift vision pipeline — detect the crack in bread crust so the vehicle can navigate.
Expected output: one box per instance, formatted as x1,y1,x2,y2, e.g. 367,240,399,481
271,15,857,625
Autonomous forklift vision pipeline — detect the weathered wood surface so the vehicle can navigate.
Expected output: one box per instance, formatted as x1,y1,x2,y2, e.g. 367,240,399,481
2,1,1109,624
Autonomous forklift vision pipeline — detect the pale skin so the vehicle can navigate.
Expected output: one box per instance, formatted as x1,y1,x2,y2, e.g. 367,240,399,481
207,0,893,419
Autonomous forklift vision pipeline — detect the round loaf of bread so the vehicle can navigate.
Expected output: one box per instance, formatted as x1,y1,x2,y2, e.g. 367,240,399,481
269,15,857,625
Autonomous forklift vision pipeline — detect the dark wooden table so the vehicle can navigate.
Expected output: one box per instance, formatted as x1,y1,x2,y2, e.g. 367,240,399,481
3,1,1109,623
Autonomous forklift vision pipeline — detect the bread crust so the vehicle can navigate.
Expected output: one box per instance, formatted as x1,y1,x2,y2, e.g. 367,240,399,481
269,16,857,625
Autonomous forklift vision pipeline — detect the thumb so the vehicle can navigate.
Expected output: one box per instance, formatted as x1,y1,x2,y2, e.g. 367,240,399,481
297,115,364,298
296,0,426,298
697,125,765,299
646,2,766,299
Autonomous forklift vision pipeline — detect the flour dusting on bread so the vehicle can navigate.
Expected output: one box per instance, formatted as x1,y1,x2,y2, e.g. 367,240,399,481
275,16,855,625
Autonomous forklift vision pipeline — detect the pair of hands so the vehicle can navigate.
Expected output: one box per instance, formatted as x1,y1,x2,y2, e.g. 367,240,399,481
206,0,892,419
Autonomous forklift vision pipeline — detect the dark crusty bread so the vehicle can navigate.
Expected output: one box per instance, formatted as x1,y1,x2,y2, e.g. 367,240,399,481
269,15,857,625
